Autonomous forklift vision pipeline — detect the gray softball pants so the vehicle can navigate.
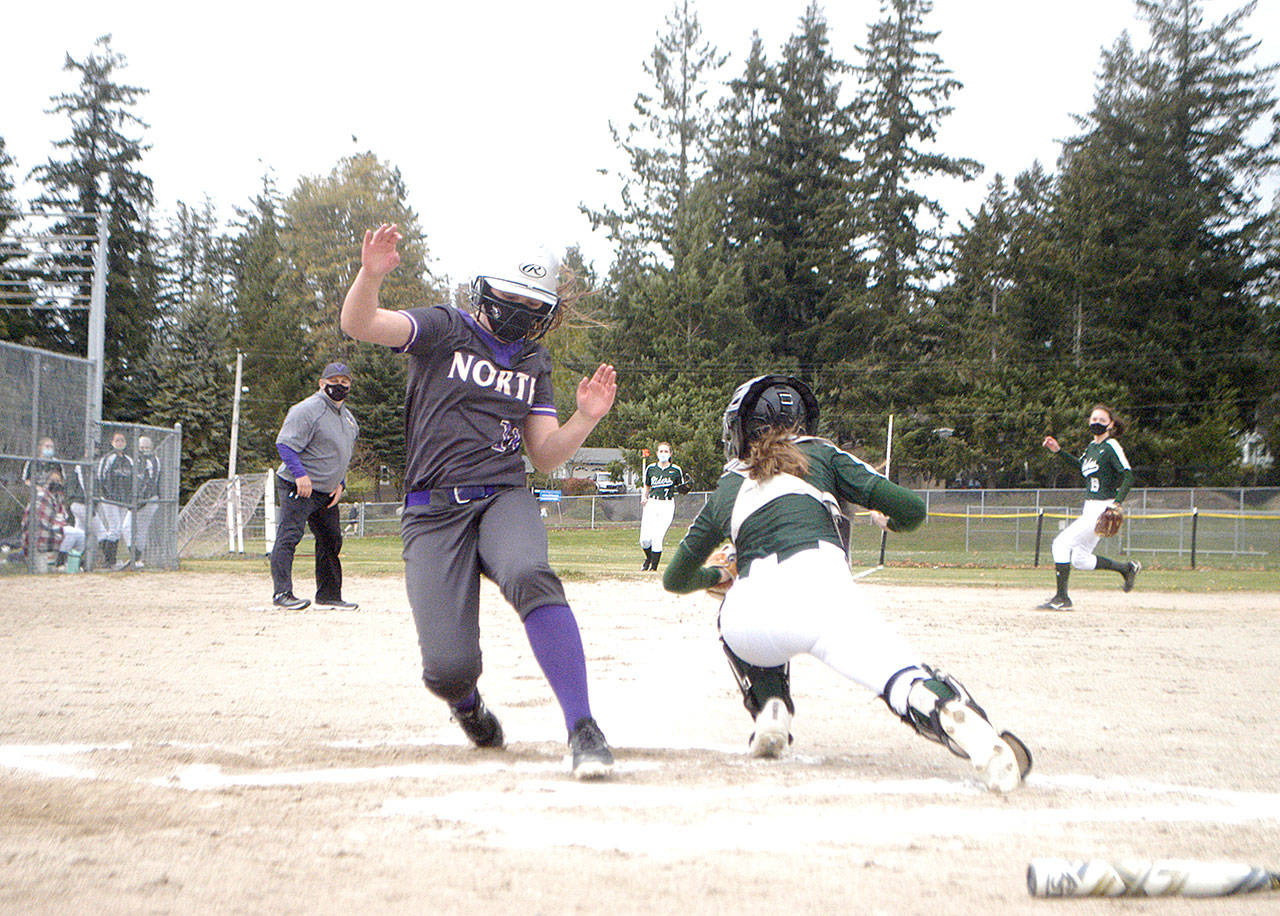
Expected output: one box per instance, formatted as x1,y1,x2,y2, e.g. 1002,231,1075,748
401,487,568,704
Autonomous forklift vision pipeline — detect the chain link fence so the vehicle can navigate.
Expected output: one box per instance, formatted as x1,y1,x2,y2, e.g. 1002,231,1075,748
188,482,1278,571
0,341,181,574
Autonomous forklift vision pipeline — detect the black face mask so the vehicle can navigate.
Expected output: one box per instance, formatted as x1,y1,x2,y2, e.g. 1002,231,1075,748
324,383,350,402
1089,422,1109,435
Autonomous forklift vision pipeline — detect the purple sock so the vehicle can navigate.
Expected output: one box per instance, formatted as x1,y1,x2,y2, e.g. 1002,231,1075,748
523,603,592,735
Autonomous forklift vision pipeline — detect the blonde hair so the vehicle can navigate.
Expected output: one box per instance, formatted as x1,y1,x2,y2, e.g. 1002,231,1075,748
744,426,809,482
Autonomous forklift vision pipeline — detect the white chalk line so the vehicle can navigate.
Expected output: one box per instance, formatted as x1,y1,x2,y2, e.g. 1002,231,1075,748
8,741,1280,855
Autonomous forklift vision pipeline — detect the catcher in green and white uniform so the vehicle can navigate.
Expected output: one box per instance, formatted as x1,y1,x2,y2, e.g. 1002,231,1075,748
662,375,1031,793
639,442,686,571
1038,404,1141,610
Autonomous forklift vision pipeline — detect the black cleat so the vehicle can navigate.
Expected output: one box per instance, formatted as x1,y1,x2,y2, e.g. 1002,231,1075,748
569,716,614,779
1122,560,1141,593
452,695,505,748
1035,595,1072,611
313,598,359,610
272,592,310,611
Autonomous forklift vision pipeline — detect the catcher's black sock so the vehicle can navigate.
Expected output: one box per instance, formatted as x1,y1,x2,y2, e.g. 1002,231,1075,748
1054,562,1070,599
641,547,653,570
1094,556,1126,574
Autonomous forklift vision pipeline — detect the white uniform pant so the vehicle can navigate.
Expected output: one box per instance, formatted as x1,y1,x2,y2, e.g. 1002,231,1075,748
718,541,922,699
1051,499,1111,569
639,497,676,551
134,501,159,553
58,525,86,554
95,503,132,546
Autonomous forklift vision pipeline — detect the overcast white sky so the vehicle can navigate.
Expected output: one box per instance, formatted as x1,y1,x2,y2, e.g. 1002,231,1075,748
3,0,1278,286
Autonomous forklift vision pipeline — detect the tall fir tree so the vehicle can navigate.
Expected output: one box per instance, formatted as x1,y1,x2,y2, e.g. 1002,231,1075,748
28,35,158,421
851,0,979,352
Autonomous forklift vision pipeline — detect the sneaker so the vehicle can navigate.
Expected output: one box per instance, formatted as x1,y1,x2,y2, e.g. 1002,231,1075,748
568,716,614,779
452,696,504,748
272,592,311,611
937,699,1022,793
748,697,792,759
1035,595,1072,611
313,598,359,610
1123,560,1141,593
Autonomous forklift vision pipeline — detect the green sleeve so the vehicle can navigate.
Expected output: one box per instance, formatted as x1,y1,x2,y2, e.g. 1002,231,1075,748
662,543,724,594
1056,449,1082,473
662,478,735,594
866,478,926,532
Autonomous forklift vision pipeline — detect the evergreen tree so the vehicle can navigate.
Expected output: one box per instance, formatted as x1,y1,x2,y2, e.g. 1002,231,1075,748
852,0,979,351
713,3,859,364
1056,0,1278,481
28,35,158,420
277,152,440,486
582,0,726,270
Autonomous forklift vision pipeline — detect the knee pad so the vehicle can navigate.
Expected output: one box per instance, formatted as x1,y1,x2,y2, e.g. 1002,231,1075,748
722,639,793,718
421,654,481,705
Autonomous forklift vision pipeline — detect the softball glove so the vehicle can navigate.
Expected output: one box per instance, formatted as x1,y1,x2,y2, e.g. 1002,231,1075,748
1094,505,1124,538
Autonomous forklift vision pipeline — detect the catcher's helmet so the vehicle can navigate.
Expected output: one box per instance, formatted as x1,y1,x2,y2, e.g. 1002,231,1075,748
722,374,819,461
470,248,562,343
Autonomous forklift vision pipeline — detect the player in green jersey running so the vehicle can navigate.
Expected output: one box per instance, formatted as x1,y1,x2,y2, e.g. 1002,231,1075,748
662,375,1031,792
1038,404,1141,610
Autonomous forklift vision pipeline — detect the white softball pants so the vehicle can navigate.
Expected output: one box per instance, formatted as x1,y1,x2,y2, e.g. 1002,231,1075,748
718,541,922,699
95,503,132,546
1051,499,1112,569
639,497,675,551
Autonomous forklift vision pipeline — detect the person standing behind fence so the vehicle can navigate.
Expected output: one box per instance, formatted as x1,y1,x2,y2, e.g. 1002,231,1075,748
269,363,360,612
639,442,686,571
95,431,134,570
131,436,162,569
1037,404,1141,611
21,437,61,488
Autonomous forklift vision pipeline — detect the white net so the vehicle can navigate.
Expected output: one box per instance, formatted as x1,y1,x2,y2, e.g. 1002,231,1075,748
177,474,267,559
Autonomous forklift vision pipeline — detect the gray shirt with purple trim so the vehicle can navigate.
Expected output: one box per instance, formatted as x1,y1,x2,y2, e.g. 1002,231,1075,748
395,305,556,491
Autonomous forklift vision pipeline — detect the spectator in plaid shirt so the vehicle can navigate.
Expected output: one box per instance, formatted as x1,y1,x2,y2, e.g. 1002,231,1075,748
22,469,85,573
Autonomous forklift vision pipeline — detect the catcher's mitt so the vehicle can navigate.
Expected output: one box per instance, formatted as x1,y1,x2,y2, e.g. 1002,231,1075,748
705,543,737,599
1094,505,1124,537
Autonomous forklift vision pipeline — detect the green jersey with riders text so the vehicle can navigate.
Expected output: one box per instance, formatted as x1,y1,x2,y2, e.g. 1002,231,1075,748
1059,439,1133,503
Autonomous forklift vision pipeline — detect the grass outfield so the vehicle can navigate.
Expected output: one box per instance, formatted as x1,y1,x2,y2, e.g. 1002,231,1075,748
181,524,1280,593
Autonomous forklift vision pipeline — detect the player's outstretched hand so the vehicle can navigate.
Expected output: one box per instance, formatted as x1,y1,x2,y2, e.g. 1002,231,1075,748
362,223,402,278
576,363,617,421
1042,435,1060,453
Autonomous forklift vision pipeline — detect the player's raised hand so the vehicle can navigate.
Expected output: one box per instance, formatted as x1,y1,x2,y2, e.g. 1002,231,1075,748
576,363,617,421
1042,435,1060,453
361,223,402,278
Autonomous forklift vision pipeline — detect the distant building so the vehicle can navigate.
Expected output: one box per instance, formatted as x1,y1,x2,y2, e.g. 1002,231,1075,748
559,447,635,491
1238,429,1274,471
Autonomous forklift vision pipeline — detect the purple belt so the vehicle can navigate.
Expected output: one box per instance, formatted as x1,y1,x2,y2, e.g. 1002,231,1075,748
405,485,506,507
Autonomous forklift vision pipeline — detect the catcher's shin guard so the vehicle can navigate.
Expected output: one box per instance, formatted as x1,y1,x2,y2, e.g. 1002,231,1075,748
883,666,1032,791
721,639,793,718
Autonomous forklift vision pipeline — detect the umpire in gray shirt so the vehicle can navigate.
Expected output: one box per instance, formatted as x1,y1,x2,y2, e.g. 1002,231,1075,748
270,362,360,611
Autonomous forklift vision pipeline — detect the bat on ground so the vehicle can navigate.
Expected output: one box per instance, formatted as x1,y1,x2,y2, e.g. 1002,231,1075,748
1027,858,1280,898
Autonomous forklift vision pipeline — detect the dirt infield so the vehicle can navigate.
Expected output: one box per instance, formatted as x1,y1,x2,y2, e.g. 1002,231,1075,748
3,570,1280,914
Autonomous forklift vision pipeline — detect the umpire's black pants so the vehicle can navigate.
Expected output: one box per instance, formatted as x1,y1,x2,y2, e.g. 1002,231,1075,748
269,476,343,602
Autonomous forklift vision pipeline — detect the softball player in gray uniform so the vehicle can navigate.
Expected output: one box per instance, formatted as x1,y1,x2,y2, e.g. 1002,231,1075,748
639,442,685,570
1038,404,1140,610
341,223,616,779
663,375,1031,792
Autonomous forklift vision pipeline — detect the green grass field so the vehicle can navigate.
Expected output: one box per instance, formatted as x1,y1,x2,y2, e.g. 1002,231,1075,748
180,523,1280,593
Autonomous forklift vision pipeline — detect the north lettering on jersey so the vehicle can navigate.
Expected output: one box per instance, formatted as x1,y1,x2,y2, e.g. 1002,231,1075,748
448,351,535,404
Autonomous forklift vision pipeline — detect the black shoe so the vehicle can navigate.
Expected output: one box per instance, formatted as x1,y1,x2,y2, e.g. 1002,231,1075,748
314,598,359,610
568,716,614,780
272,592,310,611
1035,595,1072,611
1123,560,1141,593
452,695,504,748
